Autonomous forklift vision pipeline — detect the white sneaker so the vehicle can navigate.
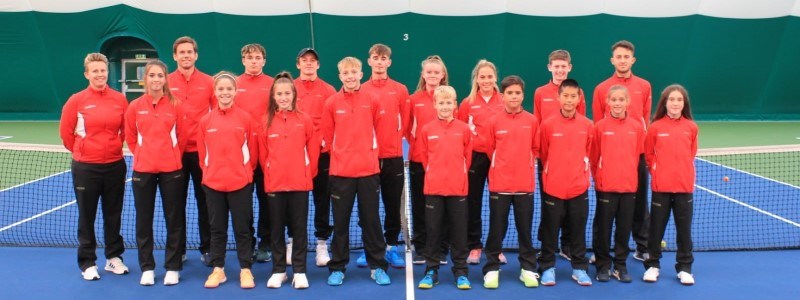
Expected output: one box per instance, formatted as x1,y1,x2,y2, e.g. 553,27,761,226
267,273,288,288
316,240,331,267
677,271,695,285
104,257,129,275
286,238,293,265
643,267,660,282
140,270,155,286
292,273,309,289
164,270,180,286
82,266,100,281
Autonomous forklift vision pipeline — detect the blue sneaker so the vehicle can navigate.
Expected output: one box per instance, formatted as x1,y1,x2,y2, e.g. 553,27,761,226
386,246,405,268
327,271,345,286
572,269,592,286
456,276,471,290
356,251,368,268
371,268,391,285
541,268,556,286
418,270,438,289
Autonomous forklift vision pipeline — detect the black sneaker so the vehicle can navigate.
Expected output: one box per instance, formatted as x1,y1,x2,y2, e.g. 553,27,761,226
633,250,649,262
200,252,212,267
412,253,426,265
612,269,632,283
596,269,611,282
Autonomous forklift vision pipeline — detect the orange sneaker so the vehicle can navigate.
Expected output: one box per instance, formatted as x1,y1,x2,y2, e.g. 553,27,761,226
204,267,227,288
467,249,481,264
240,269,255,289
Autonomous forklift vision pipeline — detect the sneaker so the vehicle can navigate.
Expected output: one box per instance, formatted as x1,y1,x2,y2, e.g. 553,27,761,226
164,270,180,286
541,268,556,286
81,265,100,281
677,271,695,285
596,269,610,282
456,275,471,290
519,269,540,288
499,252,508,264
467,249,481,264
286,239,293,265
572,269,592,286
633,250,649,262
357,251,368,268
200,252,212,267
254,248,272,263
327,271,345,286
612,269,632,283
588,254,596,264
386,246,405,268
316,240,331,267
483,270,499,289
240,269,255,289
292,273,309,289
104,257,129,275
643,267,659,283
371,268,391,285
412,252,426,265
266,272,287,288
558,249,571,261
204,267,227,288
418,270,439,289
140,270,155,286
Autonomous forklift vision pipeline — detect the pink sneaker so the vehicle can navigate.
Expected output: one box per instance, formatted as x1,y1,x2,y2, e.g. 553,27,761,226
467,249,481,264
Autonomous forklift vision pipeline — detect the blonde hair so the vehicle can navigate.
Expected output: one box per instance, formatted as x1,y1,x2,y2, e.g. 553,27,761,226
606,85,629,102
416,55,448,92
466,59,499,104
433,85,457,102
83,53,108,71
337,57,362,72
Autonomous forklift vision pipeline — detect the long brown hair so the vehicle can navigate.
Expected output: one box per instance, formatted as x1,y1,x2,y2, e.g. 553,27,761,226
652,84,693,121
415,55,448,93
266,71,297,129
144,60,179,106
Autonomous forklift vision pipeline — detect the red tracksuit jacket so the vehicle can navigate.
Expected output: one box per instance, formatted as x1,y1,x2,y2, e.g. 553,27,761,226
592,73,652,128
125,95,187,173
539,113,594,199
322,89,382,178
420,118,473,196
295,77,336,153
59,86,128,163
645,117,698,193
259,110,320,192
168,69,215,152
197,104,258,192
236,73,274,121
457,91,504,155
406,89,437,163
487,110,539,193
533,81,587,124
590,114,645,193
361,77,410,159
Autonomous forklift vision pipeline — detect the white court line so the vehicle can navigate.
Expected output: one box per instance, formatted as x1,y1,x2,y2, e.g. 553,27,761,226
0,177,133,232
0,170,71,192
695,184,800,228
0,136,11,140
696,157,800,189
406,249,414,300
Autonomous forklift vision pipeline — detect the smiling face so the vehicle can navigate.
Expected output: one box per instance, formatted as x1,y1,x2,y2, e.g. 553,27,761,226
339,65,363,92
296,53,320,78
476,66,496,96
547,59,572,85
607,88,630,118
666,90,685,119
84,61,108,90
214,77,237,109
272,82,295,111
144,64,166,97
422,63,444,90
502,84,524,113
558,86,580,115
242,50,265,75
368,53,391,78
433,94,457,121
611,47,636,76
173,42,198,71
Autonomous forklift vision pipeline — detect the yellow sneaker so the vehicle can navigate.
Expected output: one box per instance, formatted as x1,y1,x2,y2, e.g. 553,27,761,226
240,269,255,289
204,267,227,288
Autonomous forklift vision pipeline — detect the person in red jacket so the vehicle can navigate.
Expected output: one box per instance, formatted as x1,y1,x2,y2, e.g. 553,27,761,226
642,85,698,286
592,40,653,262
457,59,505,265
323,57,390,286
481,76,540,289
167,36,215,265
60,52,129,281
416,85,472,290
533,50,587,260
124,60,187,286
294,47,337,267
259,72,319,289
407,55,449,264
199,72,259,289
537,79,594,287
589,85,644,283
236,43,275,263
358,43,410,268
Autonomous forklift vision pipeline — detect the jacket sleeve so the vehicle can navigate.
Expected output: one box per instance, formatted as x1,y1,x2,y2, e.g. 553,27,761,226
321,96,335,151
457,99,470,123
59,95,78,152
463,125,473,171
398,85,411,138
118,97,128,148
533,89,542,124
531,116,540,158
258,123,269,178
592,85,605,123
578,88,587,116
124,100,138,153
585,122,594,172
643,82,653,127
419,126,429,170
589,122,601,177
176,103,188,153
644,124,657,171
306,115,321,178
196,117,208,174
538,123,549,166
248,118,259,171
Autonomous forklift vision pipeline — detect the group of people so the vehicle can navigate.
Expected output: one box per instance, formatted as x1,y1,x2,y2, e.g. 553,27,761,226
59,36,698,290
